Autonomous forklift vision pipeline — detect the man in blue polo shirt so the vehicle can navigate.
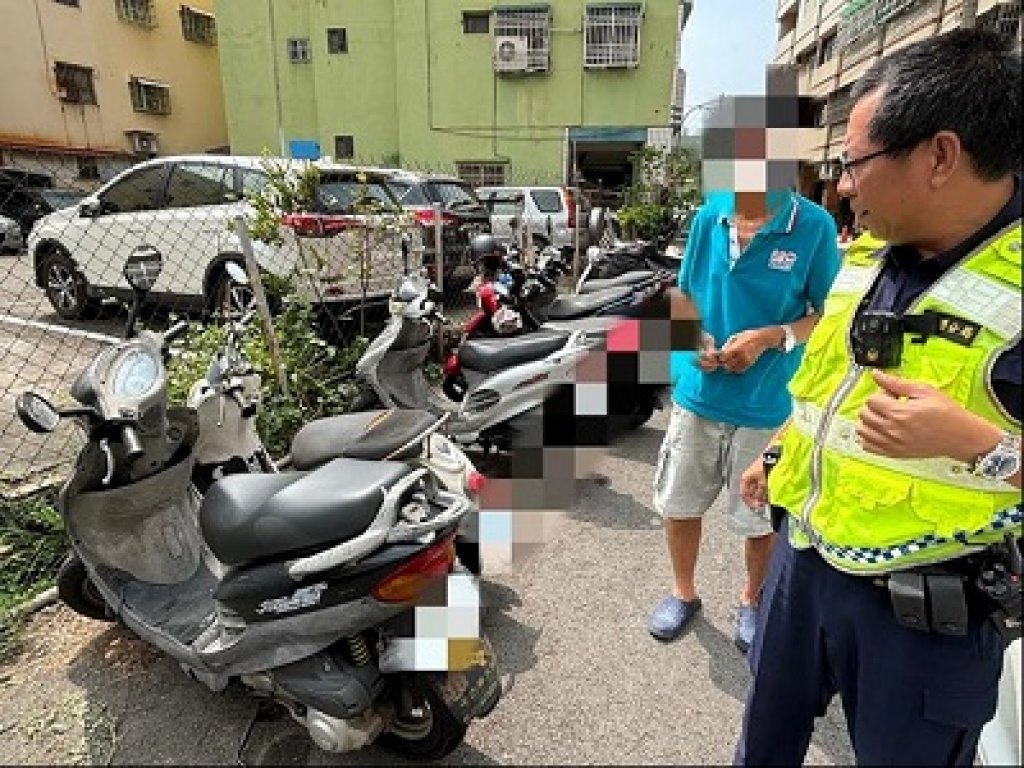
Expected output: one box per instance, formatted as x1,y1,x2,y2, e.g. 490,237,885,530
649,95,841,651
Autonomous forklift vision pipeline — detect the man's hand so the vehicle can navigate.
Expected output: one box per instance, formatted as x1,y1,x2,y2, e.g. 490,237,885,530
739,458,768,510
719,328,777,373
856,370,1005,462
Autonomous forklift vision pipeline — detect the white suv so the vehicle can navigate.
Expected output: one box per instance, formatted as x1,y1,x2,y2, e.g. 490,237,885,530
475,185,588,254
28,155,415,319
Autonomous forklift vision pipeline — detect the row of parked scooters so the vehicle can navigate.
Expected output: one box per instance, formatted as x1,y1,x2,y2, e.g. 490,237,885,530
14,232,680,759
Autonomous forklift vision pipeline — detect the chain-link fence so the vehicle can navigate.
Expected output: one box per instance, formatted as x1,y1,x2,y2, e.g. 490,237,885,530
0,152,612,497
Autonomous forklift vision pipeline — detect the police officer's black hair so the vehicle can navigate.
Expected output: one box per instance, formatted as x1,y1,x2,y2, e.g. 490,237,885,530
851,28,1021,181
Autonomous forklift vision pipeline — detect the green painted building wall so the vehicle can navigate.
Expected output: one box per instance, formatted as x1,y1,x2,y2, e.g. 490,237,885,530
215,0,683,182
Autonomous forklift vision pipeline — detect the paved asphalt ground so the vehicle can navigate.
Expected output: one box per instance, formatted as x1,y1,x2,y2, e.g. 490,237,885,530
0,406,856,766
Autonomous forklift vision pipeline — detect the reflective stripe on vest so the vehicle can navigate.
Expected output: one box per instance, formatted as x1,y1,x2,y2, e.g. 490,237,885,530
768,222,1023,575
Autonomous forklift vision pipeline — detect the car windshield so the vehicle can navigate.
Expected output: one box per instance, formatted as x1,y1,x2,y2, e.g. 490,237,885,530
387,180,430,206
429,181,481,209
39,189,84,210
314,175,398,213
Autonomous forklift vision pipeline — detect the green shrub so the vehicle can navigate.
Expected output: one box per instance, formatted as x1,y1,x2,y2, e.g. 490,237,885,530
0,489,65,661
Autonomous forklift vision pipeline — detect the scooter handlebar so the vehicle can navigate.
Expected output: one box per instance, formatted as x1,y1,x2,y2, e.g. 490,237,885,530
164,321,189,346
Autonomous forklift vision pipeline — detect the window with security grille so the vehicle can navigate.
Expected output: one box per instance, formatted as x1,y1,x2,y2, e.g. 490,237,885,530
115,0,154,27
55,62,96,104
77,157,100,180
494,5,551,72
977,1,1022,43
180,5,217,44
463,11,490,33
334,135,354,159
456,162,507,186
327,27,348,53
584,3,643,69
54,0,80,7
130,78,170,114
288,38,311,63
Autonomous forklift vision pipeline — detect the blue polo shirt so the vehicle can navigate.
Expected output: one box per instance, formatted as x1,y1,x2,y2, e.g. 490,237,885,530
671,191,840,429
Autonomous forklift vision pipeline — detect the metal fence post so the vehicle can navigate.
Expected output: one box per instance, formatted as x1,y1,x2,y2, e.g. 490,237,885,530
432,202,444,295
573,200,584,284
234,215,289,398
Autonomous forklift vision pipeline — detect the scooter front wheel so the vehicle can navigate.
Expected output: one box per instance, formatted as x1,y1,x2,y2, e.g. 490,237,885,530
57,553,113,622
376,675,467,760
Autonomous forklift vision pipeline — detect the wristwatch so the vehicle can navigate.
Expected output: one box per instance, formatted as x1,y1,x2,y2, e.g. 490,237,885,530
969,432,1021,481
777,324,797,354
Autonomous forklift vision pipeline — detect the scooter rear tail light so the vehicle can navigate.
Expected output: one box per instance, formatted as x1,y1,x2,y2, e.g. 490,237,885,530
372,534,455,604
443,352,461,376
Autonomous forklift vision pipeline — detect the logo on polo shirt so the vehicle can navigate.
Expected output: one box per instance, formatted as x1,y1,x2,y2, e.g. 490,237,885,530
768,249,797,271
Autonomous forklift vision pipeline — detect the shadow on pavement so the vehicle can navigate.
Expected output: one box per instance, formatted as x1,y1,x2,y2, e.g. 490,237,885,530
570,475,661,532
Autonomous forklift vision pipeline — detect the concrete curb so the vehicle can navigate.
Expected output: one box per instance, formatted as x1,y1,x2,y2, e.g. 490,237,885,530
10,587,58,618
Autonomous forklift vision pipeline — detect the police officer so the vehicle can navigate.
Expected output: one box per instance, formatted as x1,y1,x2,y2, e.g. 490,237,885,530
734,29,1021,766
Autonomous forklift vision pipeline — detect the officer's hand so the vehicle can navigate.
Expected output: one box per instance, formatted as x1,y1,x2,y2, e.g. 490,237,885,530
856,370,1003,462
719,328,772,373
739,458,768,510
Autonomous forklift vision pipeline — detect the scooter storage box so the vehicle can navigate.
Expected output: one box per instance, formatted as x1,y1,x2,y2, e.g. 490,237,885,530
65,453,202,585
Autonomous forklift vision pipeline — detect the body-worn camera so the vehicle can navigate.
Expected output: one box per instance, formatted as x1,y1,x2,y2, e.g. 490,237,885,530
852,311,904,368
852,309,982,368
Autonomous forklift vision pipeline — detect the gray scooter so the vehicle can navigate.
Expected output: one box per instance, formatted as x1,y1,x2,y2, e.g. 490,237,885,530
15,248,500,760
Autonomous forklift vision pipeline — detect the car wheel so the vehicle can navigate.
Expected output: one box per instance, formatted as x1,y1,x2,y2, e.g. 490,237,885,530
42,250,98,320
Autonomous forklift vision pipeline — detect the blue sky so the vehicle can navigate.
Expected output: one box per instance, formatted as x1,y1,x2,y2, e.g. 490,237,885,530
680,0,779,133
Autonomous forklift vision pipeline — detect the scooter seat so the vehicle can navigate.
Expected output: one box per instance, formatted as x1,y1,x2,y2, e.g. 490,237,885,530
200,458,413,566
543,286,635,320
578,270,657,294
459,329,570,373
290,409,441,470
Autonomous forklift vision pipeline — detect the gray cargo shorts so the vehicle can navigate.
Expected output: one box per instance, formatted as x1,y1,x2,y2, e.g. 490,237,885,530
653,403,774,537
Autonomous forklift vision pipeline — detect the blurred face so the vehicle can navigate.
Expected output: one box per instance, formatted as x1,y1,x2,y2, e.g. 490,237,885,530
837,90,930,245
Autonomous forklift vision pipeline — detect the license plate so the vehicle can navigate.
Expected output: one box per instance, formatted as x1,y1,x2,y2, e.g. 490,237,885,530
437,636,501,724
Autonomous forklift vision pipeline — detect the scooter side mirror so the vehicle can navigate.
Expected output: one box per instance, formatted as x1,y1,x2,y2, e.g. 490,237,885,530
123,245,163,293
15,392,61,434
224,260,249,286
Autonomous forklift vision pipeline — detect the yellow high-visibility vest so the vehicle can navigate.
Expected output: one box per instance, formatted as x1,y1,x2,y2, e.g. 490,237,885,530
769,223,1022,574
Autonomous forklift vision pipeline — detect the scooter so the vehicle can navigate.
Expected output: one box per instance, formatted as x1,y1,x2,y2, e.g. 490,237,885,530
186,262,486,573
15,247,500,760
353,270,597,454
441,249,673,429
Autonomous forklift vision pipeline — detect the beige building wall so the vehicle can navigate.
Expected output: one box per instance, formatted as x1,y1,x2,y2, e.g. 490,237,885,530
0,0,227,184
774,0,1022,218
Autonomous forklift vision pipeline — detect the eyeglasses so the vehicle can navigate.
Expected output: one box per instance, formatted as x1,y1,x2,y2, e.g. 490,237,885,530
839,147,890,180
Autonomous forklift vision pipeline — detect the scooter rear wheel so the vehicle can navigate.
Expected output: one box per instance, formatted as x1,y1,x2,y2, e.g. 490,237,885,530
376,675,467,760
57,553,113,622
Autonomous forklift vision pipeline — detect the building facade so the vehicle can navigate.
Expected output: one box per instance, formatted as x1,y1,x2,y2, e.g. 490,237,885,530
0,0,228,186
774,0,1022,222
215,0,691,186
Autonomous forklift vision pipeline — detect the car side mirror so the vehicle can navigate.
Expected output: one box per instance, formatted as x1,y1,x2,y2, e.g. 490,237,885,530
79,199,102,218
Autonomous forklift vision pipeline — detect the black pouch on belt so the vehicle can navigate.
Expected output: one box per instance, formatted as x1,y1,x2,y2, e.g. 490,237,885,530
887,568,969,636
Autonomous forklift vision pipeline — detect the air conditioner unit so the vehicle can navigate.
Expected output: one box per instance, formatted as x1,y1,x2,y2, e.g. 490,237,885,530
494,35,530,72
128,132,159,154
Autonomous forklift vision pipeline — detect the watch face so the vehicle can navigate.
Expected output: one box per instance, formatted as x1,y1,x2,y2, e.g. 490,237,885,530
981,452,1020,480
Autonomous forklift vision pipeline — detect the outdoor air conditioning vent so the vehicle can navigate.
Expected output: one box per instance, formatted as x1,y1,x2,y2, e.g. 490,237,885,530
493,35,529,72
128,132,159,154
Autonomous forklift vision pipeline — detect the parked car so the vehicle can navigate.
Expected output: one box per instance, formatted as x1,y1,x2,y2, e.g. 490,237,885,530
28,155,416,320
379,169,490,290
475,185,588,254
0,168,86,236
0,214,25,253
